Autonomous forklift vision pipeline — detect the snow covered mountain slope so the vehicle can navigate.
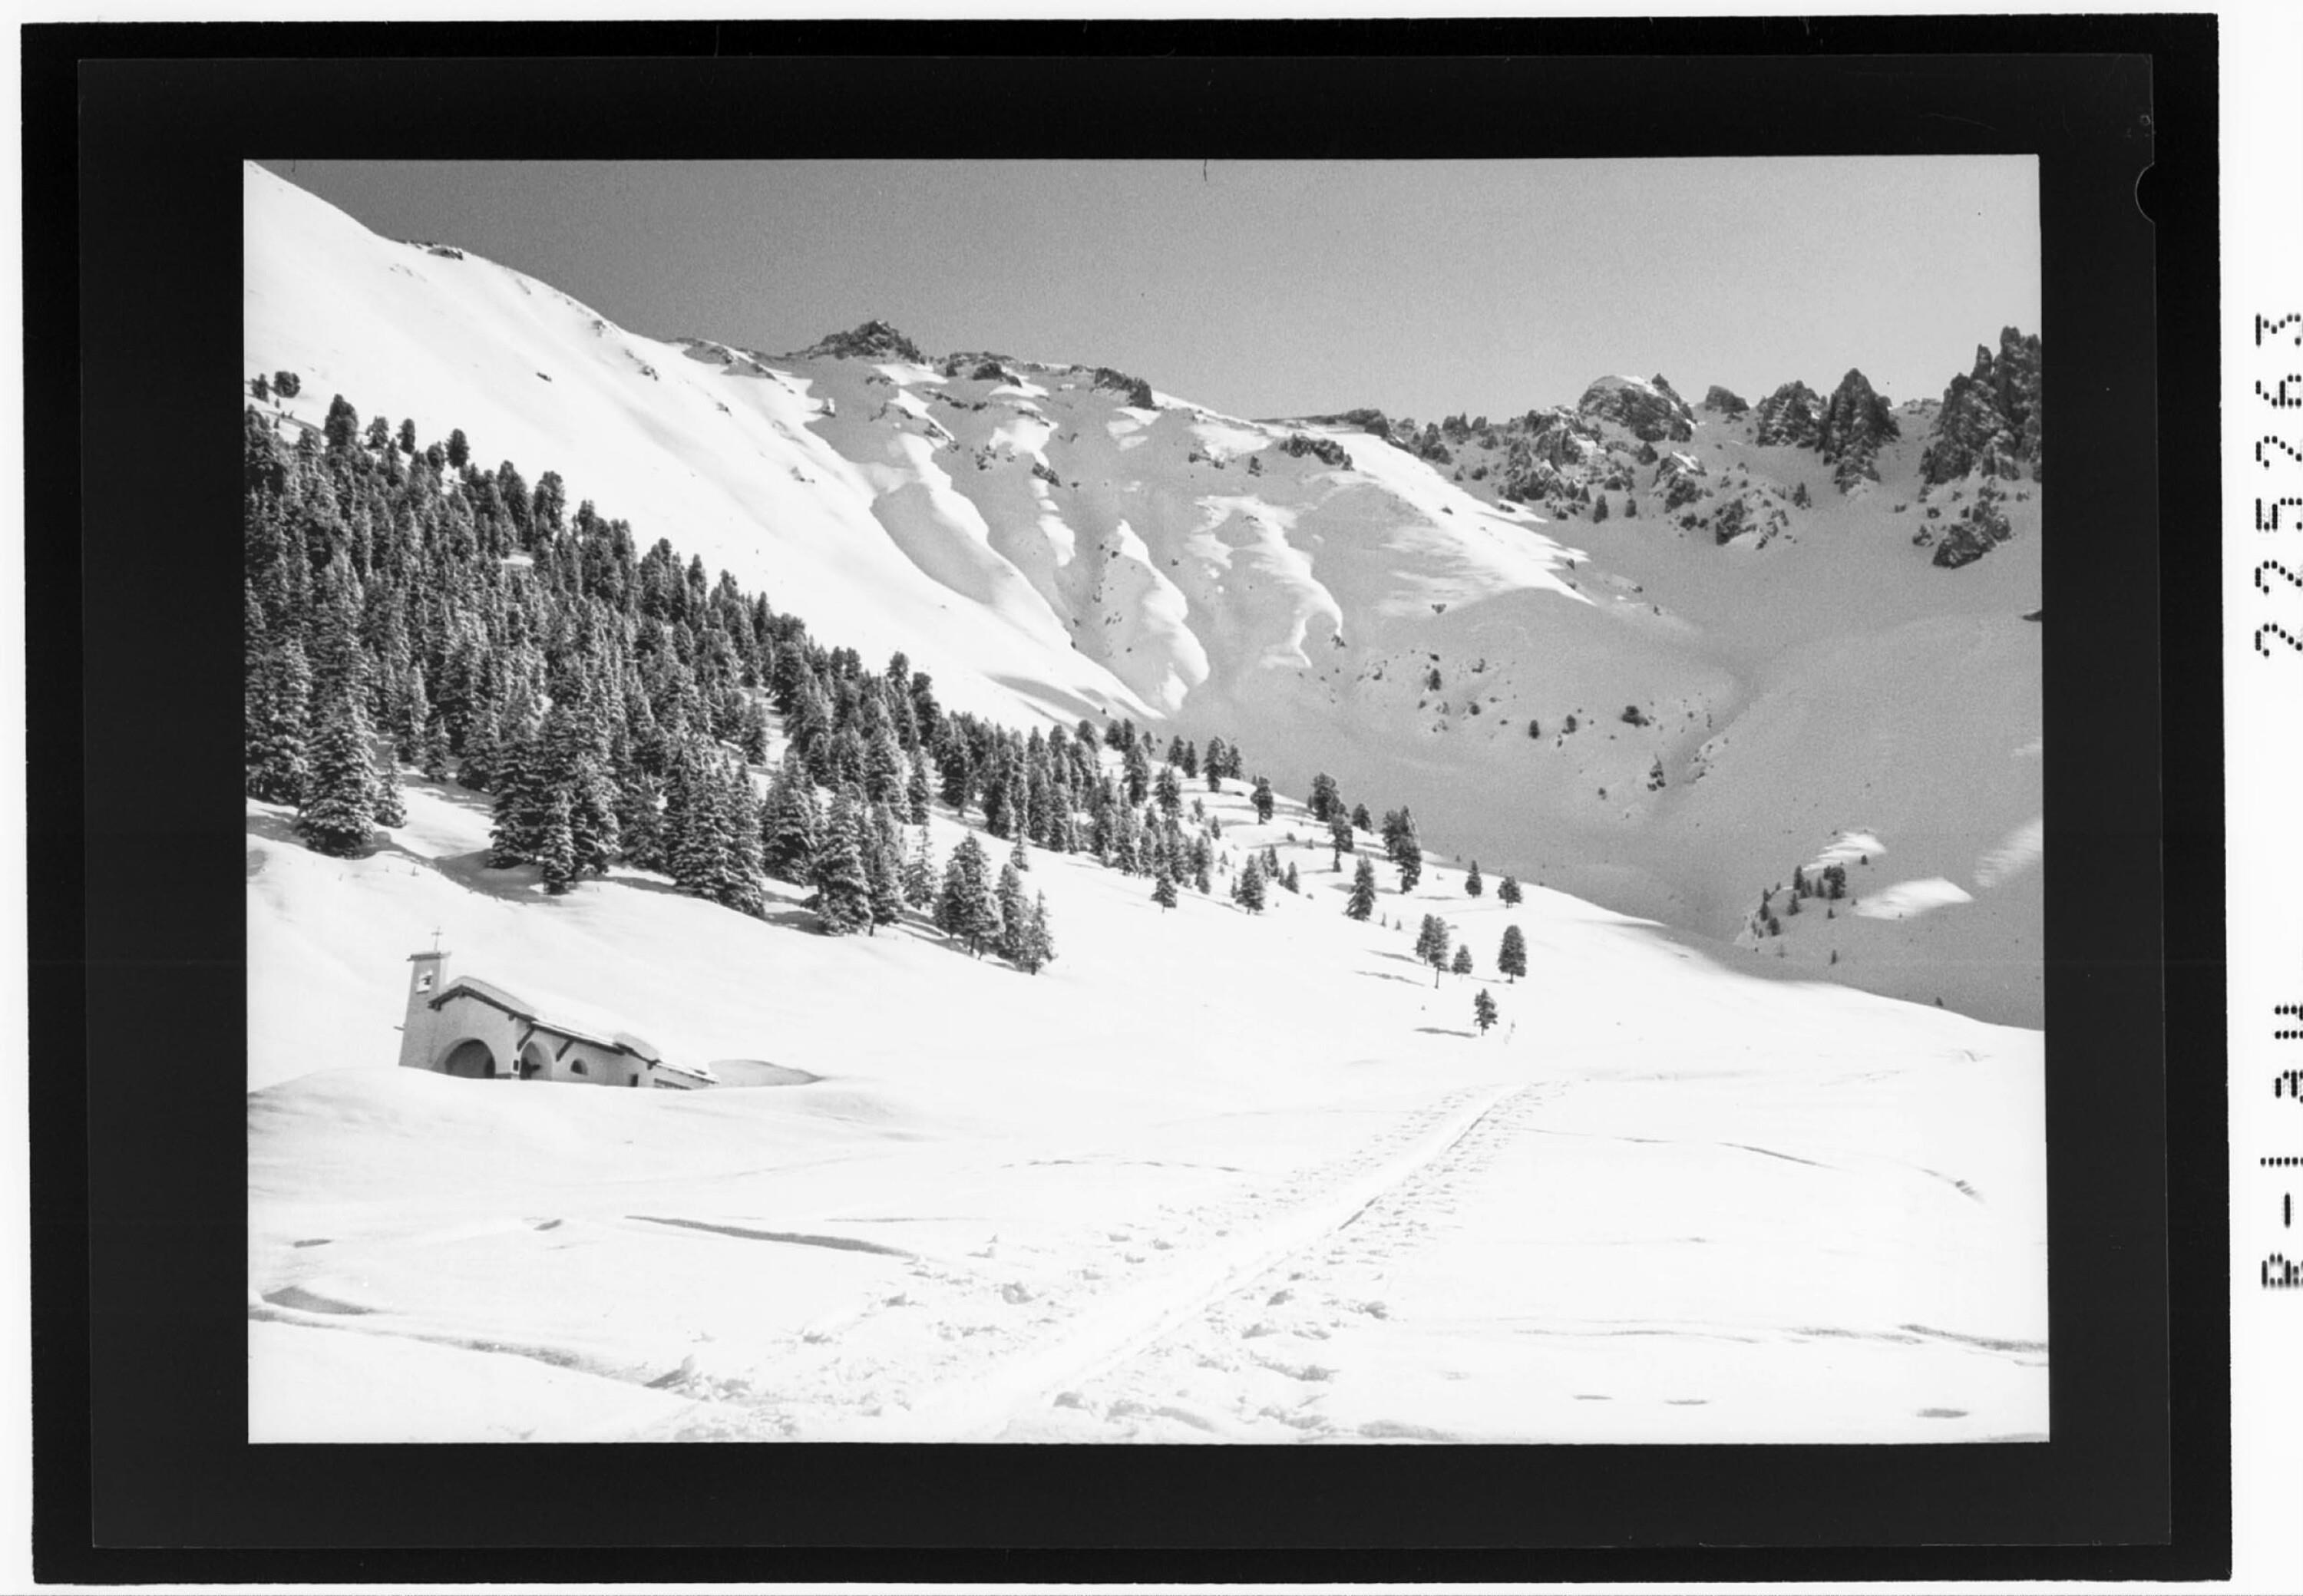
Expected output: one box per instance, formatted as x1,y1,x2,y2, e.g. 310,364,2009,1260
245,160,2040,1023
249,760,2045,1443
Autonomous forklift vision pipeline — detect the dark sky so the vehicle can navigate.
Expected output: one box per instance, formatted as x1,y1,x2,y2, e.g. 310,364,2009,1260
263,157,2040,423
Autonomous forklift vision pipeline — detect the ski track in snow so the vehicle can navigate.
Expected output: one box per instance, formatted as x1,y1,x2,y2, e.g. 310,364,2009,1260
613,1082,1528,1442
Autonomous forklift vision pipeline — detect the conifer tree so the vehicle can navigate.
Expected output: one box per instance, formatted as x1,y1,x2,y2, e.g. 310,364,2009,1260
1251,775,1276,823
906,751,933,826
995,861,1032,961
1234,854,1267,913
937,833,1000,956
616,771,666,873
738,695,772,764
1345,856,1379,920
1451,945,1474,977
1308,772,1340,822
1283,861,1300,894
246,634,314,804
372,745,408,828
1498,924,1528,983
863,724,906,803
1381,806,1420,867
858,802,905,932
1474,988,1498,1034
1351,802,1373,832
393,664,431,765
1465,861,1483,897
812,790,874,935
715,758,768,917
1013,892,1056,974
759,750,819,883
1414,914,1451,985
487,710,546,867
902,826,939,909
457,696,502,792
1498,874,1522,906
1398,853,1422,894
1009,830,1030,874
294,688,380,857
1192,838,1214,896
1152,865,1178,910
418,702,452,781
537,785,577,894
1329,816,1353,869
1154,763,1181,817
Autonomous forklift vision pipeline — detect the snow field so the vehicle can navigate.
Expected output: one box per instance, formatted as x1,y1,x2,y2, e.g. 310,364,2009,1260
250,756,2042,1442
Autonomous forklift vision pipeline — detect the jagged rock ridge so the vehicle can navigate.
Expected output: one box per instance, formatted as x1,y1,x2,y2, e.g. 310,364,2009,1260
1919,327,2042,485
1578,374,1696,442
1751,380,1823,448
1816,369,1900,492
794,319,927,364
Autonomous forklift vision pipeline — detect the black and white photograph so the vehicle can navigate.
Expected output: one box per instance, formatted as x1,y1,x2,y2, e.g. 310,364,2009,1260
241,152,2050,1446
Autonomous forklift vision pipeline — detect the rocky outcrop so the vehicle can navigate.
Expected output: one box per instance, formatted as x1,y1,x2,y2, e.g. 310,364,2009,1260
1751,381,1823,448
1929,477,2015,568
796,320,926,363
1818,368,1899,491
1653,448,1708,511
1918,327,2042,484
1577,375,1695,443
1277,433,1352,470
1090,366,1158,408
1702,385,1750,417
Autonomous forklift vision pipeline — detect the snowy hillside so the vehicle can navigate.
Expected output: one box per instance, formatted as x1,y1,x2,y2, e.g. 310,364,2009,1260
249,758,2044,1444
245,162,2041,1025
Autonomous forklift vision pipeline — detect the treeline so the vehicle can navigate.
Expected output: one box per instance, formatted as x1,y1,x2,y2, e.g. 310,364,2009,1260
241,388,1306,974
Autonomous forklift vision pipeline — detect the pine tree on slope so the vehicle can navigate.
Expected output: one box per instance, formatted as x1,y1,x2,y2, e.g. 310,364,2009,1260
995,861,1032,962
1498,874,1523,907
902,826,939,909
1234,854,1267,913
1414,914,1451,986
813,791,875,936
246,633,314,804
1465,861,1483,897
864,802,907,932
537,785,577,894
294,687,379,857
1345,856,1379,921
1498,924,1528,983
1021,893,1056,973
937,833,1001,957
759,750,819,884
1474,988,1498,1035
372,745,408,828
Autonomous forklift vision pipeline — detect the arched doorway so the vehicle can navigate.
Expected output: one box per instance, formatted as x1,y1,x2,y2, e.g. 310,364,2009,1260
441,1039,495,1079
518,1042,552,1081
